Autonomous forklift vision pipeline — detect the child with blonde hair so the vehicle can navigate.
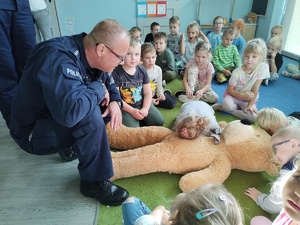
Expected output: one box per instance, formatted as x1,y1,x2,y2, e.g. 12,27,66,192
263,36,283,85
231,19,246,57
129,26,143,44
112,37,164,127
271,25,283,38
122,183,244,225
249,156,300,224
256,107,300,135
141,42,176,109
181,21,209,70
175,42,219,104
213,38,269,123
245,125,300,215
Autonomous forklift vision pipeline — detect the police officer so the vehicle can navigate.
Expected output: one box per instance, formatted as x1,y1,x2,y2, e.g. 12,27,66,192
0,0,36,128
10,19,130,206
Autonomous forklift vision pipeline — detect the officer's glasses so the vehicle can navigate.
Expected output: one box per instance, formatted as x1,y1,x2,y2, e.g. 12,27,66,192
96,43,125,63
104,45,125,63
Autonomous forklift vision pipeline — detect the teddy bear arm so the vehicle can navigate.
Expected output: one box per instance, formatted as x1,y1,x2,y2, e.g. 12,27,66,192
106,123,173,149
179,158,232,192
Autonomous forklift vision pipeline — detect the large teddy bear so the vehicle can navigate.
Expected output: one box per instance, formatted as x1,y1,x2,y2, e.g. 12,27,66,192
106,120,281,192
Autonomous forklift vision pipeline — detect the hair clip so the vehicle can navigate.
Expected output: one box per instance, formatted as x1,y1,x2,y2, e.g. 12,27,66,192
196,208,218,220
219,195,233,205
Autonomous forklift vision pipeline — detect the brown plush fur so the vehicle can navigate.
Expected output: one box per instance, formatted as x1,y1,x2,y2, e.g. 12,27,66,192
106,120,281,192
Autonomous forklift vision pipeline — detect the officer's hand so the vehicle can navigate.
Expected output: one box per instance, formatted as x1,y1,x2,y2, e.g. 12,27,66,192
102,101,122,130
100,91,110,106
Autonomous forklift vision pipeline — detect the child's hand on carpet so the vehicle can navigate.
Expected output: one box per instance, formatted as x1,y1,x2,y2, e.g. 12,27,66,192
244,187,262,202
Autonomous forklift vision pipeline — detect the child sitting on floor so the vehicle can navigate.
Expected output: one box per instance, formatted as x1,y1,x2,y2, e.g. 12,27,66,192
181,21,209,73
167,16,184,73
262,36,283,85
144,22,160,45
112,37,164,128
245,125,300,215
212,28,242,84
249,154,300,224
154,32,177,83
141,42,176,109
175,42,219,104
212,38,269,123
231,19,246,57
122,183,244,225
256,107,300,135
207,16,224,52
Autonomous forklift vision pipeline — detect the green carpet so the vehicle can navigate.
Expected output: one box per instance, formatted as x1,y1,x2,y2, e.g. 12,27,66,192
98,77,278,225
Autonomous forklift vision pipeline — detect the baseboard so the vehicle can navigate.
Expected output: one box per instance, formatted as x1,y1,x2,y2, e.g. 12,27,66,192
281,50,299,60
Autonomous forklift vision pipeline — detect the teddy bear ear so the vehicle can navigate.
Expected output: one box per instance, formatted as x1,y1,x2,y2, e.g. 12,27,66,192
223,120,254,145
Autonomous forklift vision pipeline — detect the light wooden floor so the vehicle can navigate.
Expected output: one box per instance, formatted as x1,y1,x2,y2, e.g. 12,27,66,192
0,117,99,225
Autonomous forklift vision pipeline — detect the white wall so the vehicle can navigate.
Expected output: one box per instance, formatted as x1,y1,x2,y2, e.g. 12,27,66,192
53,0,285,43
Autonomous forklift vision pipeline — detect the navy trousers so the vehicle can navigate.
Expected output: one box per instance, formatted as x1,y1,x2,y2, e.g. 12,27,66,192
0,0,36,128
15,107,114,183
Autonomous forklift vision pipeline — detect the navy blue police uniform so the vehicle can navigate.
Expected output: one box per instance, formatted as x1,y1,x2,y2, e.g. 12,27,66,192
10,33,122,183
0,0,36,128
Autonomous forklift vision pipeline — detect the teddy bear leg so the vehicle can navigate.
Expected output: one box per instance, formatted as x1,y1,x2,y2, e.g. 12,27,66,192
179,160,232,192
106,123,173,150
111,144,178,181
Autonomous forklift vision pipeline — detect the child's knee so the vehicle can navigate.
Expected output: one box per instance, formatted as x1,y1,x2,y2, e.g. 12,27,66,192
188,66,198,75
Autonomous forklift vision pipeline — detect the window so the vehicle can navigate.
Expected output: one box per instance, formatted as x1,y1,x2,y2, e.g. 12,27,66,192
281,0,300,59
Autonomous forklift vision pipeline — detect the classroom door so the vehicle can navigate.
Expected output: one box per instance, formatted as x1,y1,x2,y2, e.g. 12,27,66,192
45,0,61,38
137,0,180,38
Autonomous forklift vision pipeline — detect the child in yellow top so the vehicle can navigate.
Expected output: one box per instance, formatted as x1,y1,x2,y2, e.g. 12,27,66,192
112,37,164,127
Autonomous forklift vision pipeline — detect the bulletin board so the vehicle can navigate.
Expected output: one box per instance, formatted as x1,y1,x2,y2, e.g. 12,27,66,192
251,0,269,16
137,1,166,18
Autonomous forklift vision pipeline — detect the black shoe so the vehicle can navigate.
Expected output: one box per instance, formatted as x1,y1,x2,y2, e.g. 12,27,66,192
58,146,77,162
262,78,269,86
164,89,172,96
80,180,129,206
175,90,186,98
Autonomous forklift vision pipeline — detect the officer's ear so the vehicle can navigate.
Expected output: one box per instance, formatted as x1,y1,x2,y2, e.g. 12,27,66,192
96,43,105,57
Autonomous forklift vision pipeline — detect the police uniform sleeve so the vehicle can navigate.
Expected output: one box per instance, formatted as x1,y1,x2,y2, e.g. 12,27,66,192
40,47,106,127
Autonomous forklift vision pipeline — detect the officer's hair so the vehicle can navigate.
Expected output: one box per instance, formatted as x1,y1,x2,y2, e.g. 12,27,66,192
89,19,129,47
